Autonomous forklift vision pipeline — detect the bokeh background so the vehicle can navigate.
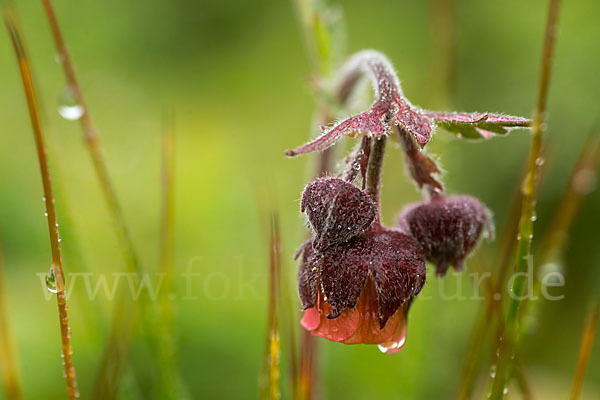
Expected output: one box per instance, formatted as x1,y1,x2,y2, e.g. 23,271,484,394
0,0,599,399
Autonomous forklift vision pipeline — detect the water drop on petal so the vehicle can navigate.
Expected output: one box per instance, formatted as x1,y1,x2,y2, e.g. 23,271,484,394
377,335,406,354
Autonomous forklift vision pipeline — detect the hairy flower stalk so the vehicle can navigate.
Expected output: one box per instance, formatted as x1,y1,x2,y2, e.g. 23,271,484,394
287,50,530,354
286,50,530,158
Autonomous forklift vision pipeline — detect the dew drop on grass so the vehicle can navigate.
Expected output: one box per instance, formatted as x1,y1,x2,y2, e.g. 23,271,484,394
46,266,58,293
58,87,84,121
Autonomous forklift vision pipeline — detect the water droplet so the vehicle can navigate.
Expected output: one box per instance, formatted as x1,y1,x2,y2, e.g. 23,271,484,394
44,212,48,217
58,87,84,120
46,266,58,293
377,335,406,354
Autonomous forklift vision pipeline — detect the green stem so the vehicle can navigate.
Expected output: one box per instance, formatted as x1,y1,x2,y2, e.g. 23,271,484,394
4,11,79,398
488,0,561,398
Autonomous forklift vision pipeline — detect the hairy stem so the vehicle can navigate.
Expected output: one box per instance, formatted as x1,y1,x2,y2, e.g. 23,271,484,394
366,136,386,210
396,126,443,196
4,12,79,399
342,136,371,183
488,0,561,398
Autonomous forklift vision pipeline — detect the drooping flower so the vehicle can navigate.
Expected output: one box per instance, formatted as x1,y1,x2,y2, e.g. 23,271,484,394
397,194,493,276
288,49,527,356
297,226,426,354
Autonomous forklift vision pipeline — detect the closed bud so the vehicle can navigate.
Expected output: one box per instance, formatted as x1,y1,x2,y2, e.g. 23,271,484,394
301,177,376,250
398,195,493,276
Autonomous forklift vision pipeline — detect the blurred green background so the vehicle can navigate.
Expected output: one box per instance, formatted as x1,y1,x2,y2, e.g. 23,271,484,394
0,0,599,399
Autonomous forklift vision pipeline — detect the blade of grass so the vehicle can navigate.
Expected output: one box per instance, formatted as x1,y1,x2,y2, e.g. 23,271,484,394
488,0,562,398
298,330,317,400
513,358,532,400
156,110,187,399
537,131,600,264
159,110,176,319
3,9,79,398
39,1,172,395
92,296,139,400
429,0,457,108
518,129,600,332
462,130,599,399
41,0,141,274
260,214,282,400
456,182,522,400
569,299,599,400
280,239,299,399
0,241,22,400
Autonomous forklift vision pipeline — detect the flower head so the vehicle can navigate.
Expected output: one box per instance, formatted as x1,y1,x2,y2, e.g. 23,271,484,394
288,49,528,355
298,226,426,354
397,194,493,276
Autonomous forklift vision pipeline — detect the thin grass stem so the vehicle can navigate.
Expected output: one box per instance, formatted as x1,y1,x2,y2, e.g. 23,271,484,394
0,242,22,400
488,1,562,398
3,10,79,399
41,0,141,274
156,110,183,398
518,130,600,330
569,299,599,400
260,214,282,400
429,0,457,108
38,2,175,395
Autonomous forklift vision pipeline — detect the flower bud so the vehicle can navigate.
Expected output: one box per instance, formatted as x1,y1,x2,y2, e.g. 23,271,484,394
398,195,493,276
301,178,376,250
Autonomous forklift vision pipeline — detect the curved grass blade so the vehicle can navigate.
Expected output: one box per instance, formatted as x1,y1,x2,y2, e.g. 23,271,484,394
3,9,79,398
